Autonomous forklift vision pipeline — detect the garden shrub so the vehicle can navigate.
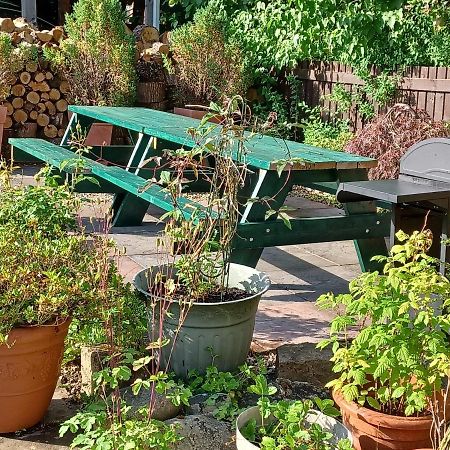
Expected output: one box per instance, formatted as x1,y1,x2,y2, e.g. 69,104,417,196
170,2,251,106
345,103,450,179
229,0,450,71
45,0,137,106
303,118,354,152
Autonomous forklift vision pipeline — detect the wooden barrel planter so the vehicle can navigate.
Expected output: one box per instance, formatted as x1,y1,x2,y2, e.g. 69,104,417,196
137,81,167,110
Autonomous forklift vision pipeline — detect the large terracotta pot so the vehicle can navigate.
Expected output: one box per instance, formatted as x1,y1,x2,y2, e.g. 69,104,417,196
333,390,433,450
67,111,113,146
0,320,70,433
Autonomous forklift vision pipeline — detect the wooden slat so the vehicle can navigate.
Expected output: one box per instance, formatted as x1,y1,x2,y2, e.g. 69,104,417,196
9,137,217,220
68,106,376,171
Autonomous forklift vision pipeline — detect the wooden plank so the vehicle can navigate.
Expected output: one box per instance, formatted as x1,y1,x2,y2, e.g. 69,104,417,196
235,213,390,248
68,107,376,171
9,137,216,220
295,66,450,92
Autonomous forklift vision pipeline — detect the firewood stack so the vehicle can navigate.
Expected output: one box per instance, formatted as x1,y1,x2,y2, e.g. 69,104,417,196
134,25,170,110
0,18,69,139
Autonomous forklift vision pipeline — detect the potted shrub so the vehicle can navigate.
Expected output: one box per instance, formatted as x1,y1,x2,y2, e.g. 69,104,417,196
170,2,251,119
0,170,114,432
236,375,352,449
44,0,137,145
133,99,270,378
317,229,450,450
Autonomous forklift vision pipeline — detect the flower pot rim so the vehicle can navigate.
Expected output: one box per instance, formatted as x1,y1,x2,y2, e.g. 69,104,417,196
133,262,270,306
236,405,352,449
11,318,71,330
333,389,433,427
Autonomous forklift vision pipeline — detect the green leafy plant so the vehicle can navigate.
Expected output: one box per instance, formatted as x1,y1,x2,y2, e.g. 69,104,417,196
60,403,181,450
170,1,251,106
317,229,450,416
241,375,352,450
45,0,137,106
303,117,354,152
187,360,264,421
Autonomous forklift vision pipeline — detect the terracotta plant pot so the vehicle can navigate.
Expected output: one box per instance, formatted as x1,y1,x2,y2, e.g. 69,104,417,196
67,111,113,146
174,106,221,124
333,389,433,450
0,320,70,433
84,122,113,146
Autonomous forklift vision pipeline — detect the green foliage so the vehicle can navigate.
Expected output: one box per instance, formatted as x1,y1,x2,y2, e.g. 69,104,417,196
242,375,352,450
60,403,181,450
170,2,251,105
326,70,401,121
303,117,354,152
317,230,450,416
187,361,264,421
46,0,137,106
64,279,148,363
230,0,450,71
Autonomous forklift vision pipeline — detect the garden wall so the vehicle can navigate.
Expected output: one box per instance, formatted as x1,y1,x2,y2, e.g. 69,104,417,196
295,61,450,131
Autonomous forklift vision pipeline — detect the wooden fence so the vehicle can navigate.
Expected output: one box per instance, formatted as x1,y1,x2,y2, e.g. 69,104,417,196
294,61,450,131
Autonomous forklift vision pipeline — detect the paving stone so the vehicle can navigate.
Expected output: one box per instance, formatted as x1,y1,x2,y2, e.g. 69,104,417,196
120,387,181,421
166,415,235,450
276,342,334,387
0,437,68,449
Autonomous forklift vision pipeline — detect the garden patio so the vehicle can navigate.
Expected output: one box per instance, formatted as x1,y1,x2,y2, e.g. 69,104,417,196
2,0,450,449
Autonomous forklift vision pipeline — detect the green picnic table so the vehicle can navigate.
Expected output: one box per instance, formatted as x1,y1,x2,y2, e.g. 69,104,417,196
10,106,390,270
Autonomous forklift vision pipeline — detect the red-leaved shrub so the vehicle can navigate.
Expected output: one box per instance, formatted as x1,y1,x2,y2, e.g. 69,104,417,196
345,103,450,179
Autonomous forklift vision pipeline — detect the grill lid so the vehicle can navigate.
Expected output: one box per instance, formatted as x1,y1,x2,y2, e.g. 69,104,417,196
400,138,450,184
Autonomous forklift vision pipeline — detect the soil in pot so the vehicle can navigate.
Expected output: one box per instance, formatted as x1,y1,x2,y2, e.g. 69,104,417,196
333,389,434,450
133,263,270,378
0,320,70,433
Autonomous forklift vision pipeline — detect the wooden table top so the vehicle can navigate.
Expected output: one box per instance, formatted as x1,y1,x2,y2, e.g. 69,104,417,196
69,106,377,171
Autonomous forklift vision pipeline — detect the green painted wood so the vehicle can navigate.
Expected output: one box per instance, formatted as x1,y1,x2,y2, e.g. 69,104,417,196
9,138,217,221
230,170,294,267
68,106,376,171
235,213,390,248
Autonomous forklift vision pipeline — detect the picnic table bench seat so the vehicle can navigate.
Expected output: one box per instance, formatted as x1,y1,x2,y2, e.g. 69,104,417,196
9,138,216,222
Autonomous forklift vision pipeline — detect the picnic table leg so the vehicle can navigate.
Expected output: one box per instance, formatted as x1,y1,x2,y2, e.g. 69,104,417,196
229,169,293,268
111,193,150,227
110,134,154,226
337,169,388,272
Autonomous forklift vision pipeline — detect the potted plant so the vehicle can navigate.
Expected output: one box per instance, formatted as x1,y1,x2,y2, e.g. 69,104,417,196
317,229,450,450
0,169,115,432
133,98,270,378
170,2,251,120
44,0,137,145
236,374,352,449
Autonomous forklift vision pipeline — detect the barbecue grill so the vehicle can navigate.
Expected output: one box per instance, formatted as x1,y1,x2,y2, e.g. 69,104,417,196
337,138,450,272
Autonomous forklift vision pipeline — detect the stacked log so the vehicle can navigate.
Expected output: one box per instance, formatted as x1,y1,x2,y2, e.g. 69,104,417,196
0,18,69,139
134,25,169,110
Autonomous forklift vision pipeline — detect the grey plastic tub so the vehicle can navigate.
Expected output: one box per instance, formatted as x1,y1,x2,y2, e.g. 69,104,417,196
133,263,270,378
